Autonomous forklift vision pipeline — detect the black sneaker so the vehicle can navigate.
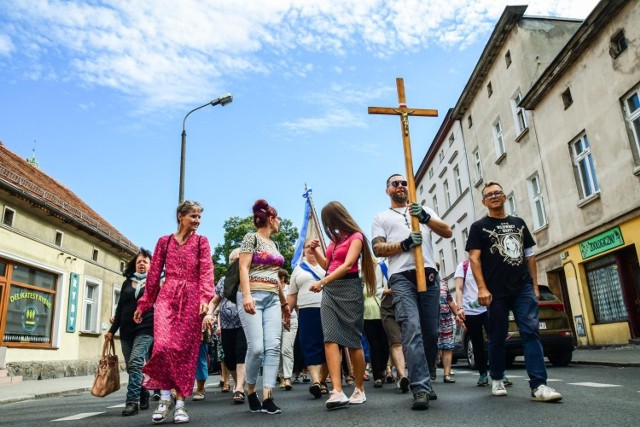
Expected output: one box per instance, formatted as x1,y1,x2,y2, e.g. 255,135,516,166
152,391,161,401
140,389,150,410
122,402,139,416
248,393,262,413
429,389,438,400
261,398,281,414
412,392,429,411
398,376,410,394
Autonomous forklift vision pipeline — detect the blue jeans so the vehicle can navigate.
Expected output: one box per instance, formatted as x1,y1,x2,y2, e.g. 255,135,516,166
390,270,439,394
120,334,154,404
237,290,282,389
195,342,209,381
488,284,547,389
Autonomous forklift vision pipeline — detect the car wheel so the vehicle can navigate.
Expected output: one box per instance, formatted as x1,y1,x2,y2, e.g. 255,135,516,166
465,336,476,369
547,350,573,367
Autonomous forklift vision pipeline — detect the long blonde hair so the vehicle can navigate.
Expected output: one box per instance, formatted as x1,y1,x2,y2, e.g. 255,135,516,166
320,201,376,296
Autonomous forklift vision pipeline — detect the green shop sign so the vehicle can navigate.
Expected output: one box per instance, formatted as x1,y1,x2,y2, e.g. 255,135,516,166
579,226,624,260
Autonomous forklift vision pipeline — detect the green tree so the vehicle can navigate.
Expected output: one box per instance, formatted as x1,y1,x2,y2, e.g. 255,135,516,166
212,216,299,280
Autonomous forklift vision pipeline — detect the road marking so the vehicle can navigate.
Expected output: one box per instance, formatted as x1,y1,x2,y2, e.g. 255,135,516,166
107,403,125,408
51,412,105,421
547,379,563,382
568,382,622,388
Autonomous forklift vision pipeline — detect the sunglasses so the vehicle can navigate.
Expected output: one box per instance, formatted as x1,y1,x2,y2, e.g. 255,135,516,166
483,191,504,199
389,180,408,188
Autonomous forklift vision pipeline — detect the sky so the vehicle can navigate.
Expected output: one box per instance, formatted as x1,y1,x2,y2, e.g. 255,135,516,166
0,0,600,254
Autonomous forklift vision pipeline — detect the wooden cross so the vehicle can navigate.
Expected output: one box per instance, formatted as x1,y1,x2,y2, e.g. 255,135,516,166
368,77,438,292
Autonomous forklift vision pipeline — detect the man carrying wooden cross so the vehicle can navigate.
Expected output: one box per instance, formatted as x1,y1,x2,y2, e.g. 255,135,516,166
372,174,452,410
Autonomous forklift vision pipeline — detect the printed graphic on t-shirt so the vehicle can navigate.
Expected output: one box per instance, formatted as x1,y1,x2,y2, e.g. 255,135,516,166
483,223,526,267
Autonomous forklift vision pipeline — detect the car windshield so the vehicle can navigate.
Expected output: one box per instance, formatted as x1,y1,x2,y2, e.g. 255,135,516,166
539,286,560,302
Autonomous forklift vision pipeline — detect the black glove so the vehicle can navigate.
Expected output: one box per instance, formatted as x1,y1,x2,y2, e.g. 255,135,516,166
410,202,431,224
400,231,423,252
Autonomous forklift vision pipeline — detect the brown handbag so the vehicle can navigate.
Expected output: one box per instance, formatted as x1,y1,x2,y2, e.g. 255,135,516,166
91,339,121,397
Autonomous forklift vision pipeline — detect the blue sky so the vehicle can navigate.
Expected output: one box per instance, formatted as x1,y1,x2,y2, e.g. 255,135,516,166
0,0,598,252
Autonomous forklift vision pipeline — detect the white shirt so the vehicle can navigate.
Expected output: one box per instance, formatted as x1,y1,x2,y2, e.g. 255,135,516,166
289,259,325,309
371,205,439,276
454,261,487,315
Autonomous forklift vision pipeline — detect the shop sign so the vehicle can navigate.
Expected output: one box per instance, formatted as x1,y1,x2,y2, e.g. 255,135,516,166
579,226,624,260
5,287,53,343
66,273,80,332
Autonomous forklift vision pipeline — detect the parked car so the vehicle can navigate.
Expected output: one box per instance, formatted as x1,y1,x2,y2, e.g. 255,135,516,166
453,285,574,368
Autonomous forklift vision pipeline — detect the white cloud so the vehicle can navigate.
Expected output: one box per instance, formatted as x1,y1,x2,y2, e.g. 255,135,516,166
0,0,599,111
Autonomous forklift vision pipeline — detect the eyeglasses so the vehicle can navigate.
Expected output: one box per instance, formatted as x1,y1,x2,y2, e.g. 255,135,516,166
483,191,504,199
389,180,408,188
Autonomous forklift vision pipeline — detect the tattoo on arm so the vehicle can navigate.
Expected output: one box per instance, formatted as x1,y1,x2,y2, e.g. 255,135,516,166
372,236,402,257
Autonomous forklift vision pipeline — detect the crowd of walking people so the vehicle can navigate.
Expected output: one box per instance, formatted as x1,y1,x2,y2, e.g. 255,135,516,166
106,175,563,424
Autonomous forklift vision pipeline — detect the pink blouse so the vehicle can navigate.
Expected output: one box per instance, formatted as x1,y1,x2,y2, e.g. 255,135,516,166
326,232,363,274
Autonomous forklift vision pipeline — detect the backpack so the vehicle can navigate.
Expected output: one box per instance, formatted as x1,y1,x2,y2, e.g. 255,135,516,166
223,234,258,303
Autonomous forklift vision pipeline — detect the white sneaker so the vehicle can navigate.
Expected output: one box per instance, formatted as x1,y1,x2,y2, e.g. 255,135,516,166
531,384,562,402
349,388,366,405
325,390,349,410
491,379,508,396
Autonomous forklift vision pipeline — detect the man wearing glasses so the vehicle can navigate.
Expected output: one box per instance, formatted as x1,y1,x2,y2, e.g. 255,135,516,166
371,174,452,410
465,181,562,402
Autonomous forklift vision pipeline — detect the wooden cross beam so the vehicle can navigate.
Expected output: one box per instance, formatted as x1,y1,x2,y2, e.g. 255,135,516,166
368,77,438,292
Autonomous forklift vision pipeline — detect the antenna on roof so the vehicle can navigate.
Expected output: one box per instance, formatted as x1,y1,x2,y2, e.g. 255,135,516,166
26,140,39,168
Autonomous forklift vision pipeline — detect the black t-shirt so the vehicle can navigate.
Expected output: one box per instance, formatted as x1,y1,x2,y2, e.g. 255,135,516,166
465,215,535,298
109,279,154,340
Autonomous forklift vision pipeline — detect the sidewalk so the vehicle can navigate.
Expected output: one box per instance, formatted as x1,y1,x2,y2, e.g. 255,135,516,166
1,345,638,405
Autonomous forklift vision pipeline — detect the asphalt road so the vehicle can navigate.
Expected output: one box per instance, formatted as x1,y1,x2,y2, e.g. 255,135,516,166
3,363,638,426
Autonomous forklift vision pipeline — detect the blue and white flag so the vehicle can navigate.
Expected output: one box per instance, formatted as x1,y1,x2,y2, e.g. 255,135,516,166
291,186,324,268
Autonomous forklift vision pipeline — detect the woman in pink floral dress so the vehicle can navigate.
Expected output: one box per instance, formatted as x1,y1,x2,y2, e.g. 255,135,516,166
134,200,215,424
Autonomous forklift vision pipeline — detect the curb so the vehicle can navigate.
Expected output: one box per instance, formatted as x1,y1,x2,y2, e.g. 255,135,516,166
571,361,640,368
0,381,128,406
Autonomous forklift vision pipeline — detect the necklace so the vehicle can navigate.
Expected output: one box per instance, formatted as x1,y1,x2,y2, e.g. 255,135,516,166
388,206,410,229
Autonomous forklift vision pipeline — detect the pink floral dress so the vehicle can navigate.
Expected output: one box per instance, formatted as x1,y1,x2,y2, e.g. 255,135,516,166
136,233,215,397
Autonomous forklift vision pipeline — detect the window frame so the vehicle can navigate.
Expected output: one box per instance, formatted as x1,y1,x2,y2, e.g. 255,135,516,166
472,147,483,183
622,85,640,169
2,206,15,227
511,90,528,136
505,191,517,216
438,249,446,277
527,173,547,230
432,195,439,216
492,118,505,158
443,180,451,209
570,133,600,201
81,278,102,334
453,165,462,198
451,238,459,267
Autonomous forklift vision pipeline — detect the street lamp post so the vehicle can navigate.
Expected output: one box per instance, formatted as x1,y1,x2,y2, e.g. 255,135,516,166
179,93,233,203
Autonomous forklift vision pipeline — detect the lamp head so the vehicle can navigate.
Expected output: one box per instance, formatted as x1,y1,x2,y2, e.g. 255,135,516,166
211,93,233,107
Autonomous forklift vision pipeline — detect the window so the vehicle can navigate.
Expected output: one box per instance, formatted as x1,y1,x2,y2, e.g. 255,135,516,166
1,261,58,346
609,29,628,59
505,50,512,68
54,231,63,247
2,206,15,226
473,147,483,182
112,286,121,318
492,119,505,158
92,249,99,262
421,199,426,206
439,150,445,162
570,133,600,200
511,90,528,135
586,255,628,323
487,82,493,97
562,88,573,109
468,115,473,128
449,134,455,146
438,249,446,276
432,195,439,216
506,192,517,216
82,280,101,333
527,173,547,229
453,165,462,197
443,180,451,209
120,260,126,273
451,239,459,267
419,184,423,195
622,85,640,167
461,228,469,246
428,167,434,179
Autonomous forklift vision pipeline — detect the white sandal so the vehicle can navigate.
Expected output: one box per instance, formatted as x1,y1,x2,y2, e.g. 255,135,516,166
152,399,173,424
173,407,190,424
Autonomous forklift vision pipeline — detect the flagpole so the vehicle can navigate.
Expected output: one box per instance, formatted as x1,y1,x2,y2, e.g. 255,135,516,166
306,184,326,252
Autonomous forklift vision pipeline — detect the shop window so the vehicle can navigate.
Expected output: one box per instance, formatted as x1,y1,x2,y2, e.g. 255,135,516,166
2,206,15,226
1,260,57,346
586,255,628,323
